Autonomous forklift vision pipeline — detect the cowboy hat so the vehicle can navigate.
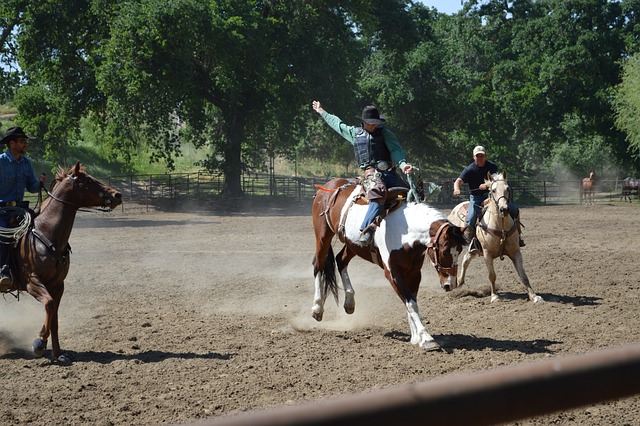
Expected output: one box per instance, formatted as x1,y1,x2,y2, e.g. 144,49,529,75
1,127,32,145
356,105,386,125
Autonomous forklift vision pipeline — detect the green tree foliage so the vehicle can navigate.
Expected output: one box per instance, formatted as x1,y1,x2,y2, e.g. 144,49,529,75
614,54,640,159
5,0,110,164
3,0,640,189
96,0,365,195
0,0,27,103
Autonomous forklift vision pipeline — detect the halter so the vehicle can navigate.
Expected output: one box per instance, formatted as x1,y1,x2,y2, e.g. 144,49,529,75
488,180,510,208
427,222,457,276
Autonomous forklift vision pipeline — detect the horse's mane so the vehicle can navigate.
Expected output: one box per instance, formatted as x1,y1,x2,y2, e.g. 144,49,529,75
489,172,506,182
50,164,86,192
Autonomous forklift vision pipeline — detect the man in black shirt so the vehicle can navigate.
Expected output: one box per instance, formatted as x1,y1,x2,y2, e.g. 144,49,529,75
453,145,524,249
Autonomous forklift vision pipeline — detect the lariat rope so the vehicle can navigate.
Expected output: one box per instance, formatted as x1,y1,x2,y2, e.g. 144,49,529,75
0,207,33,243
406,167,421,203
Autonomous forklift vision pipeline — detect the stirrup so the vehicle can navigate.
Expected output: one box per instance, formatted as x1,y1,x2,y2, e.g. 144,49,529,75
0,275,12,293
468,237,482,254
357,229,374,246
463,227,474,245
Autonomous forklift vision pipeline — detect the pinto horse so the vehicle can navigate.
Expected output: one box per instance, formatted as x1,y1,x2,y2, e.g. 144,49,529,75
580,171,596,205
311,177,466,351
4,162,121,363
448,172,542,304
621,177,639,203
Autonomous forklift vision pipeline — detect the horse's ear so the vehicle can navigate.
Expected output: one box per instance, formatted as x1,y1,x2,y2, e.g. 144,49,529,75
486,171,492,181
72,161,81,175
503,170,507,179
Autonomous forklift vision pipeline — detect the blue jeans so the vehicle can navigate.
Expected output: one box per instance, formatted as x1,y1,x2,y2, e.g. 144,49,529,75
360,169,407,231
380,169,405,189
468,193,487,228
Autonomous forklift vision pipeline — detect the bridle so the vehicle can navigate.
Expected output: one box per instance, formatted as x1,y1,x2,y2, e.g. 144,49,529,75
481,178,517,258
41,174,113,212
488,180,510,210
427,222,458,277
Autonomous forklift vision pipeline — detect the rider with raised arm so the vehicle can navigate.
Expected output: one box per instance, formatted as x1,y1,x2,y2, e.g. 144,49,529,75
312,100,414,245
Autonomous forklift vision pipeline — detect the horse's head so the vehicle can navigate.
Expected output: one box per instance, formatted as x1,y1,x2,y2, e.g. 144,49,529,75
427,221,466,291
486,171,510,217
50,161,122,210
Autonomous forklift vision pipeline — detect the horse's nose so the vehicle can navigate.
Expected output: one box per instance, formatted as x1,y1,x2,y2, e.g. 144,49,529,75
111,191,122,206
442,274,457,291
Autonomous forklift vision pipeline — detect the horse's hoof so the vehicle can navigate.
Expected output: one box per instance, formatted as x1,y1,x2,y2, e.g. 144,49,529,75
311,308,323,322
56,354,72,365
343,304,355,315
32,338,48,357
532,295,544,303
421,340,440,352
490,294,500,303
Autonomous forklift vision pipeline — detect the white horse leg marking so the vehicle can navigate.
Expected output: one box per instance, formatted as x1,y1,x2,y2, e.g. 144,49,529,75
511,251,544,303
340,269,356,314
311,274,326,321
457,249,474,286
484,256,499,302
405,300,439,351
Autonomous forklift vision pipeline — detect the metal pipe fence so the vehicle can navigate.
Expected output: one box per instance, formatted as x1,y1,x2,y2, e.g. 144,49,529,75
23,172,638,214
198,343,640,426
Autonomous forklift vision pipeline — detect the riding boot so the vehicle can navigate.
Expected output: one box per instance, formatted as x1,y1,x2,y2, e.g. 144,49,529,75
357,223,377,246
0,264,12,292
0,245,12,292
463,225,475,245
357,202,381,246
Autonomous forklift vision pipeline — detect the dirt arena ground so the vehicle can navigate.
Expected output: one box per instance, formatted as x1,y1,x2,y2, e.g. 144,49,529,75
1,200,639,425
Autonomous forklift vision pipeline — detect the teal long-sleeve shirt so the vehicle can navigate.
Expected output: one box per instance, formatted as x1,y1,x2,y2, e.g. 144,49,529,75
320,111,408,169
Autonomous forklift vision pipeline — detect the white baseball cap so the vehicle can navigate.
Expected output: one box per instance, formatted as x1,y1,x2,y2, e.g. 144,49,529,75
473,145,486,156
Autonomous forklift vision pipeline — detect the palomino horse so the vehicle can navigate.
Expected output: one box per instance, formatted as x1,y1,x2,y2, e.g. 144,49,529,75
311,177,466,351
580,171,596,205
448,172,542,304
5,162,121,363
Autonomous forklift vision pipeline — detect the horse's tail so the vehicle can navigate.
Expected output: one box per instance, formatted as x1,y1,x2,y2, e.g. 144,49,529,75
320,245,339,305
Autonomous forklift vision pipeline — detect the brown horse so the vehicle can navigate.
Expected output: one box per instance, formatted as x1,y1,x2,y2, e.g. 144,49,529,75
6,162,121,363
580,171,596,205
311,178,466,351
448,172,542,304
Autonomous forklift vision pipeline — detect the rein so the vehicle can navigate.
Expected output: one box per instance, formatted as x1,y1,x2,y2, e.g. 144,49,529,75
406,168,421,203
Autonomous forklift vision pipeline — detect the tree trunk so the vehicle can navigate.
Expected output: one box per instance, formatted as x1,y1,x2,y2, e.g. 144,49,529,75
221,113,245,197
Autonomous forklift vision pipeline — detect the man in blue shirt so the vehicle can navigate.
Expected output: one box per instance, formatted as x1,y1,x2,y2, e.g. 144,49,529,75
453,145,524,251
0,126,46,291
